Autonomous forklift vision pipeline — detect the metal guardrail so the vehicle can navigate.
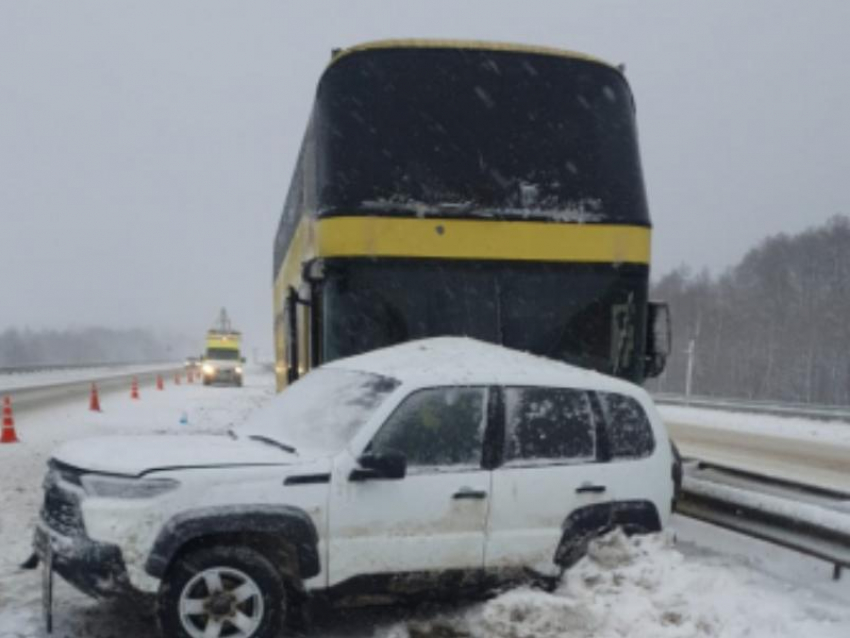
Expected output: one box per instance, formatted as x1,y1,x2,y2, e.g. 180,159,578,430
656,393,850,423
0,365,184,411
0,361,177,375
677,463,850,580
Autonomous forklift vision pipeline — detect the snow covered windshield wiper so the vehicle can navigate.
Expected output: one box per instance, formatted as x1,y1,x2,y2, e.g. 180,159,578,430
246,435,298,455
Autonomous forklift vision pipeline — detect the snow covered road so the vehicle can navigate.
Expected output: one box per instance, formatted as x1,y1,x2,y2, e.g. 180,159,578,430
661,405,850,493
0,369,274,637
0,364,186,414
1,376,849,637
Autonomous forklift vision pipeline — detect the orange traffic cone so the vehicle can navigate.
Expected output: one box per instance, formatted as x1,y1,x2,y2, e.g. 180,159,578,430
131,377,140,400
187,369,194,384
156,375,164,391
89,383,102,412
1,397,19,444
174,372,181,386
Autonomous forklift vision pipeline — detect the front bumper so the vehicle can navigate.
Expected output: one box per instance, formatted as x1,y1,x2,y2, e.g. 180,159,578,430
34,463,138,600
34,524,135,600
204,368,242,384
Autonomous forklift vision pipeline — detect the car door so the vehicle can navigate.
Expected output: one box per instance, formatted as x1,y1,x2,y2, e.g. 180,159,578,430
589,391,672,524
327,386,492,588
485,386,612,575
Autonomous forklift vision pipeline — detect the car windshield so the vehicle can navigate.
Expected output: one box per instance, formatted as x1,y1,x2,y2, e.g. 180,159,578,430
206,349,240,360
237,368,399,454
322,259,646,380
316,48,648,223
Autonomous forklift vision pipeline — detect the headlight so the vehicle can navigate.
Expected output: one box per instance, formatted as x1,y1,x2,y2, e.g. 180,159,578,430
80,475,180,499
235,366,243,374
202,363,215,375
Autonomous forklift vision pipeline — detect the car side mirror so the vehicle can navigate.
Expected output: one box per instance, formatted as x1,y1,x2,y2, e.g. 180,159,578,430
351,451,407,481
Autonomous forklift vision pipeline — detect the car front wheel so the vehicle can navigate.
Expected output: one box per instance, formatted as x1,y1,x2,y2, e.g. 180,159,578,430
157,546,285,638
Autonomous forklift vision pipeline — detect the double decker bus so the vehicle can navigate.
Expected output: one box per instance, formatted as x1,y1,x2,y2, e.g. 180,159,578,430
273,39,668,390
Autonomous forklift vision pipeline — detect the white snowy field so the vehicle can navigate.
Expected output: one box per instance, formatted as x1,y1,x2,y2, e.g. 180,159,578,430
1,373,849,637
0,363,182,393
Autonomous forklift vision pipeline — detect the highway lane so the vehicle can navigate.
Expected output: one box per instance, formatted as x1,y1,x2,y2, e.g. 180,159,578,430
667,420,850,495
0,365,184,412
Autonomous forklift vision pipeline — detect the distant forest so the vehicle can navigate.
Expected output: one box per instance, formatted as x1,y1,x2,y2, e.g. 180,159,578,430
649,215,850,405
0,327,186,368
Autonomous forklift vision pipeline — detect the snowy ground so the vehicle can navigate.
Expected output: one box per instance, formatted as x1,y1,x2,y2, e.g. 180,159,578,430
1,373,849,637
0,369,273,637
382,525,850,638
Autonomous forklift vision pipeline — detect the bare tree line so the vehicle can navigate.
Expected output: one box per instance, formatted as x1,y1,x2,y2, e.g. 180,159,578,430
0,327,190,368
649,215,850,406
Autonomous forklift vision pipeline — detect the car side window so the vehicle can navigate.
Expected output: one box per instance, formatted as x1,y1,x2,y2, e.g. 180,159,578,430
369,387,487,470
597,392,655,459
504,387,595,464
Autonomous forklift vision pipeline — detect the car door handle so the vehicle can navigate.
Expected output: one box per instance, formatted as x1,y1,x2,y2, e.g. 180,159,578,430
452,488,488,500
575,483,607,494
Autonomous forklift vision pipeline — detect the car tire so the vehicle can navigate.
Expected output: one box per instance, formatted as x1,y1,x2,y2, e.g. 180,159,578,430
555,525,613,570
670,441,683,502
157,545,286,638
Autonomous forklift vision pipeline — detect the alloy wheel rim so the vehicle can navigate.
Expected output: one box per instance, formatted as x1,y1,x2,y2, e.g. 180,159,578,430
178,566,264,638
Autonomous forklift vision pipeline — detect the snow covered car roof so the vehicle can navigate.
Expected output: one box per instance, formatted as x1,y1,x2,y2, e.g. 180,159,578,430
327,337,643,397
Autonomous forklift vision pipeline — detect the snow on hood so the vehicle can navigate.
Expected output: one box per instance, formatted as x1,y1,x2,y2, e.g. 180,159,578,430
52,434,298,476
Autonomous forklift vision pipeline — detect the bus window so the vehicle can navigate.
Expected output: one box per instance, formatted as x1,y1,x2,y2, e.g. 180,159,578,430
320,260,646,379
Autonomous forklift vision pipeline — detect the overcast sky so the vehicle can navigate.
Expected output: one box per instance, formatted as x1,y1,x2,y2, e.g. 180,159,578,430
1,0,848,354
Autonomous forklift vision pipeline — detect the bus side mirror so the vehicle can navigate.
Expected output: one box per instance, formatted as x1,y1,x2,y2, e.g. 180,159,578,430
645,301,671,378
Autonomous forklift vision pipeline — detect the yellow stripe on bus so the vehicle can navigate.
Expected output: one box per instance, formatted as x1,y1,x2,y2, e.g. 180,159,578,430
329,39,617,73
206,338,239,350
315,217,650,264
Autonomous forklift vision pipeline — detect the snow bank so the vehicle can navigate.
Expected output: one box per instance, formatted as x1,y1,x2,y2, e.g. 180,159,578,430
384,530,849,638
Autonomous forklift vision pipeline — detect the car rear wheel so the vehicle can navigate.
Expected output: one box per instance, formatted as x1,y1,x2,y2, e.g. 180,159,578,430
157,546,285,638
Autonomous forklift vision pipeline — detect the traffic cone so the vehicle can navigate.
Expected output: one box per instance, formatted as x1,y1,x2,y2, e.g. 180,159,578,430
131,377,139,400
156,375,164,391
1,397,19,444
89,383,102,412
174,372,181,386
187,369,194,384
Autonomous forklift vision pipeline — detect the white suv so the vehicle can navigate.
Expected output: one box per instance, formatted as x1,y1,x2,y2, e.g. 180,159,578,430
33,338,675,638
